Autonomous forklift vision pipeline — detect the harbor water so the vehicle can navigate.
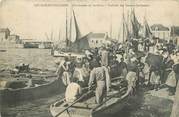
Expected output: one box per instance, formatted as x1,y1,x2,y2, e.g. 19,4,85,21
0,48,57,71
0,48,173,117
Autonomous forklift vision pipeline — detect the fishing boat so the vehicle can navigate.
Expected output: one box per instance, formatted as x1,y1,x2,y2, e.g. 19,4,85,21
53,50,85,58
0,67,65,104
0,49,6,52
52,8,87,58
38,43,46,49
50,77,129,117
38,42,53,49
23,42,39,48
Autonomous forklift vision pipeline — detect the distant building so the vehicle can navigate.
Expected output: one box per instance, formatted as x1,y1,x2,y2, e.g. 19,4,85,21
0,28,10,41
171,26,179,45
88,32,109,48
151,24,171,40
70,32,111,52
22,39,53,48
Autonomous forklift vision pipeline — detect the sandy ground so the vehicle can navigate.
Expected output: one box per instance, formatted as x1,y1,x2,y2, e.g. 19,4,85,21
111,87,173,117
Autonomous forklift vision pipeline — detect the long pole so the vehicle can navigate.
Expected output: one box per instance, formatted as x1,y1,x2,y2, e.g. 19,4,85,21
54,90,93,117
58,29,61,41
66,8,68,47
110,13,112,39
69,5,72,47
122,0,124,43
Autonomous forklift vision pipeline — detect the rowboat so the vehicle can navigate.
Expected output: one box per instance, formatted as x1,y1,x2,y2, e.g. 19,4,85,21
0,49,6,52
50,77,129,117
0,68,65,104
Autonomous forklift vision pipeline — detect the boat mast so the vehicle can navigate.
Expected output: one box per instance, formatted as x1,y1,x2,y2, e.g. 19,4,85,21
65,8,68,47
45,32,50,40
51,30,53,41
58,28,61,42
122,0,125,43
110,13,112,39
172,26,174,40
69,6,72,47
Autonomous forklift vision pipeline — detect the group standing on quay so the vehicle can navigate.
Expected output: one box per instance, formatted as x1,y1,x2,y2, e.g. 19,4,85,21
55,38,179,104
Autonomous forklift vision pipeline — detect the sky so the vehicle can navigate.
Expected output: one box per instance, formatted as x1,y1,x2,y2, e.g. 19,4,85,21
0,0,179,40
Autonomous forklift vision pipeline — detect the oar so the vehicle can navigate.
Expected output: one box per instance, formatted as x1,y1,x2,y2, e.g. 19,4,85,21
54,90,93,117
11,73,57,78
53,85,94,103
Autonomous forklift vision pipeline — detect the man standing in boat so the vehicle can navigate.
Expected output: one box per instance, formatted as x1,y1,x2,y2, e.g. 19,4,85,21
88,63,111,104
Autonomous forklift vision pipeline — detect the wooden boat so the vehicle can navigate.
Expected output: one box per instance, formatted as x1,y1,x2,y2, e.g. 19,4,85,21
0,68,65,104
53,50,85,58
0,49,6,52
50,77,129,117
23,42,39,48
38,43,52,49
52,7,88,58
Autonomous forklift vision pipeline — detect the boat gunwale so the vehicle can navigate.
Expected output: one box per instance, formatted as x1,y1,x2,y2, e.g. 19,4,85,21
0,77,59,91
49,76,129,117
91,93,129,114
50,89,129,117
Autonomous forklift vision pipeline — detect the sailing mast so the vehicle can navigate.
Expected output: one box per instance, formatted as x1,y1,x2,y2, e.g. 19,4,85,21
122,1,125,43
110,13,112,39
65,5,82,51
58,28,61,44
51,30,54,41
142,15,152,39
69,6,72,47
118,2,129,44
65,8,68,47
45,32,50,41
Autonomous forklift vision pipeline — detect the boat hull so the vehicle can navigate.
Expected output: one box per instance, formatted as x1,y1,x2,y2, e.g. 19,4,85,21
53,50,85,58
23,43,39,48
92,96,129,117
50,77,129,117
50,91,129,117
50,97,128,117
0,78,65,104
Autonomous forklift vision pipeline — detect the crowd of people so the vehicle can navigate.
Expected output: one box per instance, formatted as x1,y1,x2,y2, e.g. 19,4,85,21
55,39,179,104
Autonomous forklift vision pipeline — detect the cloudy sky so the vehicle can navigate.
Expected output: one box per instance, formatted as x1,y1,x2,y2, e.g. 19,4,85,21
0,0,179,40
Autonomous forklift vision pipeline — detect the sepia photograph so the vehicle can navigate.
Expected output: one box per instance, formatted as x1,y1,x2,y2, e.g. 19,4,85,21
0,0,179,117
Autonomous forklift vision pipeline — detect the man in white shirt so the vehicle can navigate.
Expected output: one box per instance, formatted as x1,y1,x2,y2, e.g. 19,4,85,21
65,79,82,103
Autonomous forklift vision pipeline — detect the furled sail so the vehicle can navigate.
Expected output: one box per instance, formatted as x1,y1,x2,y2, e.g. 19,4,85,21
69,9,81,43
128,9,141,39
118,13,129,43
141,16,152,38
